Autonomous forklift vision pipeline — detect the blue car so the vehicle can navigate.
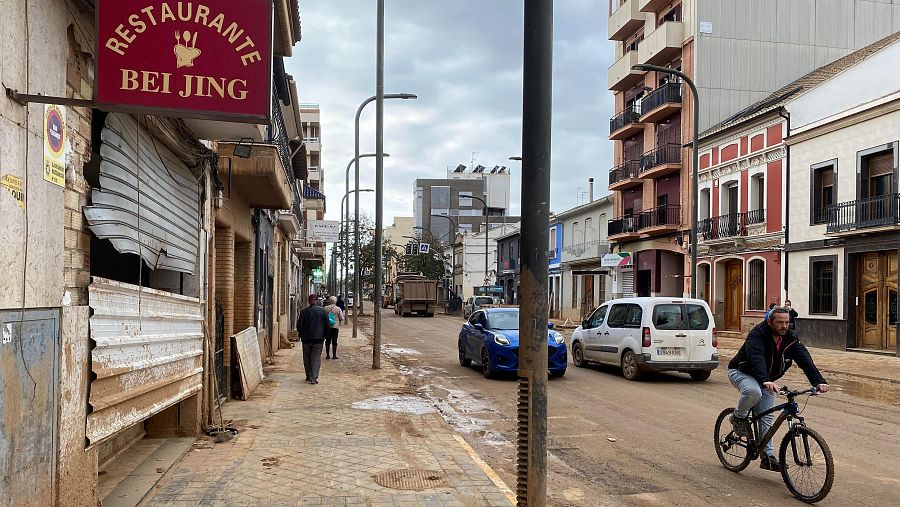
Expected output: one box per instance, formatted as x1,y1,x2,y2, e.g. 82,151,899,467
458,307,567,378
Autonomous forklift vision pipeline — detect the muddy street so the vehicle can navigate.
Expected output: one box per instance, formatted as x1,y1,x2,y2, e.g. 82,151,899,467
377,312,900,507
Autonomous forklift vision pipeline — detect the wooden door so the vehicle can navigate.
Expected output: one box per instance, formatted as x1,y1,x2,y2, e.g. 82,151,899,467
582,275,595,318
857,252,898,350
725,262,743,331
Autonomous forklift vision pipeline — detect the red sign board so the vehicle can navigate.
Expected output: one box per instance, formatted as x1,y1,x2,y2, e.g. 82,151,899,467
96,0,273,123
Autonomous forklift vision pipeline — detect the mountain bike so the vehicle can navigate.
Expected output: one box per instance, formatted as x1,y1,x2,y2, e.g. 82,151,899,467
714,386,834,503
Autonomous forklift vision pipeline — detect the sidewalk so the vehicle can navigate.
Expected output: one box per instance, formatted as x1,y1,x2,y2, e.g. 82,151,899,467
716,336,900,384
142,321,515,507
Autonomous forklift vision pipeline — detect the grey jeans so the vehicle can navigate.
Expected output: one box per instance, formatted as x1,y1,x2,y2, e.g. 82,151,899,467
727,368,776,457
302,342,324,381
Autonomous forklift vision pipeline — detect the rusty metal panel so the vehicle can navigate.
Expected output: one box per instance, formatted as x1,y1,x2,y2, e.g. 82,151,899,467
0,309,59,507
87,277,202,446
84,113,201,274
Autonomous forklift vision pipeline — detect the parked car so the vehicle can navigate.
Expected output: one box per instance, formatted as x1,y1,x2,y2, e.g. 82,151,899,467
458,308,567,378
569,297,718,381
463,295,496,319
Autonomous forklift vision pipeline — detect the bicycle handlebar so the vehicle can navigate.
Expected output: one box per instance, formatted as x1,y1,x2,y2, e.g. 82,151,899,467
779,385,819,397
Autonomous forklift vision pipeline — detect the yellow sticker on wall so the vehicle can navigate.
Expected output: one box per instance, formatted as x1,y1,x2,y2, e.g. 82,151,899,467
43,104,66,187
1,174,25,209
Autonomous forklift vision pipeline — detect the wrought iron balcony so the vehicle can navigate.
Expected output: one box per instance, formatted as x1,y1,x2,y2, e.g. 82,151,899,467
609,103,643,139
699,210,765,241
266,94,297,187
638,204,681,229
639,143,681,178
640,82,682,122
826,193,900,233
608,160,641,190
608,215,640,237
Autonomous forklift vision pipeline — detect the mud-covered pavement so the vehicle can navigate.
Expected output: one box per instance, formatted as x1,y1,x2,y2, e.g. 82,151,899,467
379,312,900,507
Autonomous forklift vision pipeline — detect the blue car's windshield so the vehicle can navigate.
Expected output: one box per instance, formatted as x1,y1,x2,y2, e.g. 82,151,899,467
489,312,519,330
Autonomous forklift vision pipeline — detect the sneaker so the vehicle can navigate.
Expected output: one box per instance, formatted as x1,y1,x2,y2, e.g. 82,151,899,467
313,379,319,384
730,414,750,437
760,455,782,472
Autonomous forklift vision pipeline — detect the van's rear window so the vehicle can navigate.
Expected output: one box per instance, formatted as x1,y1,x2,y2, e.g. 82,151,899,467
652,304,709,330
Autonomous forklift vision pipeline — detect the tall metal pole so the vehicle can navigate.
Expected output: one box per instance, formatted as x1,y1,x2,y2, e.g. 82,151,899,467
632,64,699,298
432,214,457,311
373,0,386,369
354,95,415,338
518,1,552,504
344,153,384,298
469,195,490,287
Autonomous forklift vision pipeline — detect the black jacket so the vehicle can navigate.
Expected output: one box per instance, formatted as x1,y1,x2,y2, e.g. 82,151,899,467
728,321,826,387
297,305,331,343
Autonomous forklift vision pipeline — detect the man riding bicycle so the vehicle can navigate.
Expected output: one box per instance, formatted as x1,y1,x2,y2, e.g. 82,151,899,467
728,307,830,472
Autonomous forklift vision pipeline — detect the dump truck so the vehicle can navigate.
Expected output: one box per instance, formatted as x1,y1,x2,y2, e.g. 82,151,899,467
393,272,438,317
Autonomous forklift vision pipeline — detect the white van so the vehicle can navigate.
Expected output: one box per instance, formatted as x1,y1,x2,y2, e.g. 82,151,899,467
570,297,718,381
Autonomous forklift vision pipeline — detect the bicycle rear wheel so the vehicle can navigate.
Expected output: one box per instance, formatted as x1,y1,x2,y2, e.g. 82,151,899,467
779,426,834,503
714,408,753,472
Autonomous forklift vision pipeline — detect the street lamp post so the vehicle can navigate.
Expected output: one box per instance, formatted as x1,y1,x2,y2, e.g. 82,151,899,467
341,188,374,298
412,226,434,245
467,195,490,288
632,63,700,298
431,214,458,313
343,153,388,297
353,93,417,340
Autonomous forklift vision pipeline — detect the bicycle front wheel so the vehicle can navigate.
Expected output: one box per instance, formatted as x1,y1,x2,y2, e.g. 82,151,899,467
714,408,752,472
779,426,834,503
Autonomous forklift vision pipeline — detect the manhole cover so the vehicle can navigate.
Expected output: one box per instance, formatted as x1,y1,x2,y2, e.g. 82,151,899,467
373,469,448,491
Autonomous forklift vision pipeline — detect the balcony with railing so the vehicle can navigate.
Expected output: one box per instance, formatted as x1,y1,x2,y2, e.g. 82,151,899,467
825,193,900,234
609,161,642,191
639,82,682,123
699,210,766,242
561,240,611,264
217,92,299,210
609,0,645,41
639,143,681,179
609,103,644,140
638,204,681,234
608,214,641,241
638,20,684,65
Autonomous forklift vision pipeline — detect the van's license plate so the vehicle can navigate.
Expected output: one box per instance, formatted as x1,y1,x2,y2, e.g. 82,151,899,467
656,347,681,356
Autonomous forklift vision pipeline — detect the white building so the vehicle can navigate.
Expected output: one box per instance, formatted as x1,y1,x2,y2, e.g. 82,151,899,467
786,33,900,356
557,195,614,321
447,222,520,299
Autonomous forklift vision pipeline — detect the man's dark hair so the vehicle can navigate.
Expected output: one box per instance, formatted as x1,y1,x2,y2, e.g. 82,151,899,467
767,307,790,321
769,303,777,310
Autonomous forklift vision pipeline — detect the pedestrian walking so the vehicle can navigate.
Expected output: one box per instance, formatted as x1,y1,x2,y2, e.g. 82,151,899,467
296,294,331,384
323,296,345,359
336,294,346,311
784,299,799,331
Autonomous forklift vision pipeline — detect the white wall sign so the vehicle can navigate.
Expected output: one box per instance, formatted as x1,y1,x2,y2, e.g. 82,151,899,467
307,220,340,242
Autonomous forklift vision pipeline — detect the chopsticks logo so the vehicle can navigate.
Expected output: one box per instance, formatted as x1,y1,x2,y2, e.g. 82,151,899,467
174,30,201,68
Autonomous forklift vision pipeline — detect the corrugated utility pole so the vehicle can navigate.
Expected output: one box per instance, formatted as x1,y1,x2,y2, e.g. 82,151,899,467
517,0,552,505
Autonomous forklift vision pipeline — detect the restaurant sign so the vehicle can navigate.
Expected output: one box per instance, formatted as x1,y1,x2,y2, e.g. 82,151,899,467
96,1,273,123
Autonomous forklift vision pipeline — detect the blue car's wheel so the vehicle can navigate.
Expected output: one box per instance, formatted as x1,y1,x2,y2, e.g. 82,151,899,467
550,369,566,378
458,342,471,367
481,348,495,379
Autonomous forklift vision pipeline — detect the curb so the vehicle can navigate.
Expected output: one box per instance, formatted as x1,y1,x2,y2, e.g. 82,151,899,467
451,434,517,506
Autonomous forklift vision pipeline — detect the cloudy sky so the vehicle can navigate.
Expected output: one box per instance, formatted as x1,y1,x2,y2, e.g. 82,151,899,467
287,1,614,225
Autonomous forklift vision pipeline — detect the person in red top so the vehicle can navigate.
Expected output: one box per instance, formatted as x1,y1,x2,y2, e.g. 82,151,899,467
727,307,830,472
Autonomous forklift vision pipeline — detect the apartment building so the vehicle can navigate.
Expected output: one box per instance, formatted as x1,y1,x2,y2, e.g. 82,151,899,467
296,103,327,297
414,165,518,247
606,0,900,298
557,195,614,321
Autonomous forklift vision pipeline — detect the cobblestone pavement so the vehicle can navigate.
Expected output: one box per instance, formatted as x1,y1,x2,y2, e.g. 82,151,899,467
143,321,515,507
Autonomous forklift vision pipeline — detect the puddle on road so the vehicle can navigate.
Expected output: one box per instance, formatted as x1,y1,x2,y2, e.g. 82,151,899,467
417,384,512,450
382,344,422,356
351,395,436,415
827,376,900,405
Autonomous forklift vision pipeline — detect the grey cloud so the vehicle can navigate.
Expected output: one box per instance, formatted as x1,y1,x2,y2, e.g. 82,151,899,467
286,1,613,224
